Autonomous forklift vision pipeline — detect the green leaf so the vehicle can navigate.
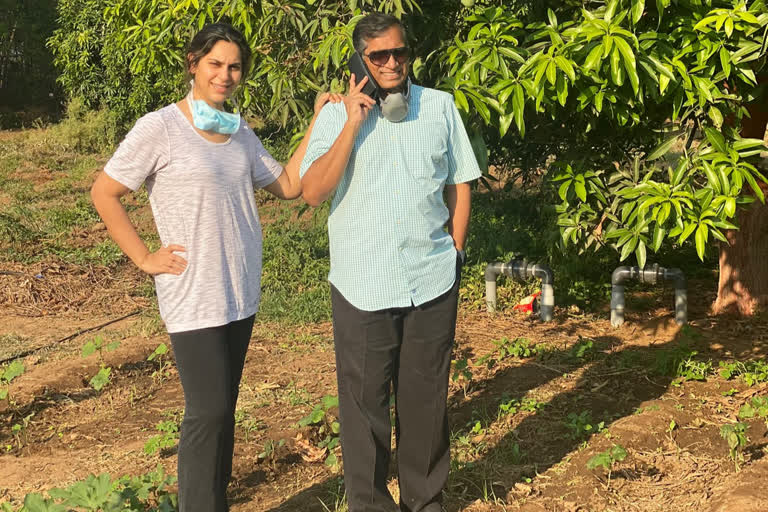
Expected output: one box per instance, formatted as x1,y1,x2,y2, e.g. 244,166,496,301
574,180,587,201
555,56,576,82
652,224,666,251
631,0,645,24
81,341,97,358
558,180,572,201
708,106,724,128
513,83,525,136
647,134,680,160
585,44,604,71
704,127,728,154
635,240,647,269
2,360,24,383
90,367,112,391
610,47,623,86
546,60,557,86
695,224,708,260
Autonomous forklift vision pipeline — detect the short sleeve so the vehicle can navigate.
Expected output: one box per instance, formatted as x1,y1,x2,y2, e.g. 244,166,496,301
250,132,284,189
299,103,347,178
104,112,169,191
444,96,482,185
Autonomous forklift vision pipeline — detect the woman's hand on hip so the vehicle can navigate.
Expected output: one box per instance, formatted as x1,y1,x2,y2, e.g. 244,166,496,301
139,244,188,275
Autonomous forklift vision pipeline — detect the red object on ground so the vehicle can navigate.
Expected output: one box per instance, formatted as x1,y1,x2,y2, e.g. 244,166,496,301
513,291,541,315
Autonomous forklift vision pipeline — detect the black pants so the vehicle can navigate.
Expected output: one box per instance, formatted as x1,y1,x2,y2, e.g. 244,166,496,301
330,274,459,512
169,315,255,512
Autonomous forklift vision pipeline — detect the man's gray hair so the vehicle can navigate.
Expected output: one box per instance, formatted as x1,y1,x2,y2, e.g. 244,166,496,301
352,12,407,54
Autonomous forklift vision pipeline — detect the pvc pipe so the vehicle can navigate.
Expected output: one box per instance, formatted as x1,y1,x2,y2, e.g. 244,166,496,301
485,259,554,321
485,262,506,313
610,264,687,327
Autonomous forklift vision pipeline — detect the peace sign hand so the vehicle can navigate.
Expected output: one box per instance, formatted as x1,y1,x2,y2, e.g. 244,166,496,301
344,74,376,130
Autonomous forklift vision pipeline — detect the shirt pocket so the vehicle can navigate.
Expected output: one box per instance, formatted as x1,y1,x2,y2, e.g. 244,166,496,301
403,121,450,184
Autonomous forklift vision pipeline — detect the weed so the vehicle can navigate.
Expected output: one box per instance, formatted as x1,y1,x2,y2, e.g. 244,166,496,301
719,360,768,387
235,409,265,442
2,465,177,511
297,395,341,468
257,438,286,467
144,413,181,456
720,422,749,469
9,412,35,451
738,396,768,428
451,358,474,397
0,360,25,405
81,335,120,391
476,337,538,368
564,411,605,440
587,444,628,484
568,336,595,361
147,343,171,384
497,394,545,419
653,344,712,383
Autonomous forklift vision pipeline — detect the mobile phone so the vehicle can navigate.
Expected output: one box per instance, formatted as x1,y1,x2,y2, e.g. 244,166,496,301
348,52,381,101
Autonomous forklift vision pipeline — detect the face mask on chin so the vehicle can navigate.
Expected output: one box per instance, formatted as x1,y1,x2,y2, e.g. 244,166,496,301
379,77,411,123
186,80,241,135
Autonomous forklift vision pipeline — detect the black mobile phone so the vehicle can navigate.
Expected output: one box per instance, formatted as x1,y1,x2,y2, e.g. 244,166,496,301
348,52,380,101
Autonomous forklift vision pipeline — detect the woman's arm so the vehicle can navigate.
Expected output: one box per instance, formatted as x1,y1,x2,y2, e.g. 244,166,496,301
263,92,344,200
91,172,187,275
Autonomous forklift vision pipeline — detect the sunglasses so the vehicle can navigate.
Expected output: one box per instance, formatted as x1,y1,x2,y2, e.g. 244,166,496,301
364,47,411,66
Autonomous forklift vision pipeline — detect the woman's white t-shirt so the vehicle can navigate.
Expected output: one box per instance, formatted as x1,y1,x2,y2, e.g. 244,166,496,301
104,104,283,333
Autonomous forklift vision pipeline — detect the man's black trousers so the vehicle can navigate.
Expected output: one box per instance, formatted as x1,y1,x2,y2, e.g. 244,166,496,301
330,273,459,512
169,314,254,512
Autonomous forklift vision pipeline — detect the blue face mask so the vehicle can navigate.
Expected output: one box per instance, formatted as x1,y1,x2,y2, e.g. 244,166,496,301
186,83,241,135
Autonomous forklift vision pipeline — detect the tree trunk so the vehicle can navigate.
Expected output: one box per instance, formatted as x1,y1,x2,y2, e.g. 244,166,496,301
713,92,768,315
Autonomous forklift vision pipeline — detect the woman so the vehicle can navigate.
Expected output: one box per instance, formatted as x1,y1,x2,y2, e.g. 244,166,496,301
90,23,340,511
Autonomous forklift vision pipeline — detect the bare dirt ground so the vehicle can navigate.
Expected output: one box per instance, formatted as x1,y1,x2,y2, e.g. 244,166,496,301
2,264,768,512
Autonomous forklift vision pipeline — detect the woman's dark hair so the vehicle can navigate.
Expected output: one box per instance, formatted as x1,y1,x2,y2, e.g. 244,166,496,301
352,13,407,54
186,23,252,79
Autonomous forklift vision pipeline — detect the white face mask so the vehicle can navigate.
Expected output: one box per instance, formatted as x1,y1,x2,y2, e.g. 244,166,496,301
380,78,411,123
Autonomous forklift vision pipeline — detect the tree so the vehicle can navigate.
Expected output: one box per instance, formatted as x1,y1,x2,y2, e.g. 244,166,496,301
432,0,768,315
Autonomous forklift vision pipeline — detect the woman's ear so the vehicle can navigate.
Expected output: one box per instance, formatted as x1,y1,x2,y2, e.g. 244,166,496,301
187,54,197,76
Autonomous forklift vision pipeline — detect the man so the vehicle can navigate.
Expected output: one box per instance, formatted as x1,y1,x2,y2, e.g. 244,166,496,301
300,12,480,512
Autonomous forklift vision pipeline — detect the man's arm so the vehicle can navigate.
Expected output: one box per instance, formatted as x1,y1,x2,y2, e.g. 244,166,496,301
301,75,375,206
445,182,471,251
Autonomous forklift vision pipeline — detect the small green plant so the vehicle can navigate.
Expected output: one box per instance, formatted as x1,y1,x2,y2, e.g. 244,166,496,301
0,360,25,404
455,420,488,458
81,335,121,359
2,465,177,511
451,358,474,396
297,395,341,468
568,337,595,361
719,360,768,386
497,394,545,419
235,409,265,442
257,438,286,466
82,335,121,392
739,396,768,428
496,337,538,359
587,444,628,483
720,422,749,469
653,344,712,383
143,412,182,456
147,342,171,384
564,411,605,440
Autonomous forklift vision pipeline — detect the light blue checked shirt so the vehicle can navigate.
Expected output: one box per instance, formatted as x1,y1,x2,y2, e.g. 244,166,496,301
300,85,481,311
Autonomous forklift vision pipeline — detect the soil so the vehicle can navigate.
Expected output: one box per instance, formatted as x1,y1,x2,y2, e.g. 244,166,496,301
2,268,768,512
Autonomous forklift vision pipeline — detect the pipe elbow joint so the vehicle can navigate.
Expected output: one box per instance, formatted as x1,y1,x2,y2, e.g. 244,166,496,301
531,264,554,285
612,266,632,285
485,262,505,281
665,268,686,288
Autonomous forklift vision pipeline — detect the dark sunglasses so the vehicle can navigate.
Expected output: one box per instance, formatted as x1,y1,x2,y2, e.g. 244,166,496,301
364,47,410,66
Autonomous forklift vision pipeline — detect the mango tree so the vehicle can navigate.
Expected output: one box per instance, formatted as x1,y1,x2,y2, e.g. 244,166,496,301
430,0,768,315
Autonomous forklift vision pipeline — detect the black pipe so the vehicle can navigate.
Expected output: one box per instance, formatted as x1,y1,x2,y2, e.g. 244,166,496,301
610,264,687,327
